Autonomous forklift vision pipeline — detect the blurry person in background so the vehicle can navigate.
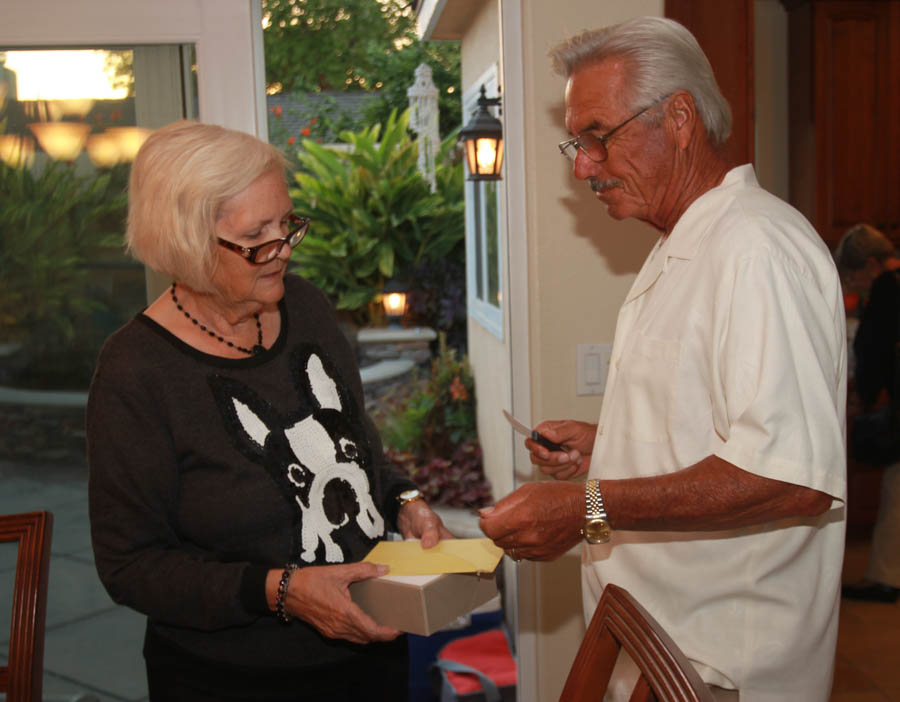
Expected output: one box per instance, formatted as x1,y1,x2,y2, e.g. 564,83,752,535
834,223,900,603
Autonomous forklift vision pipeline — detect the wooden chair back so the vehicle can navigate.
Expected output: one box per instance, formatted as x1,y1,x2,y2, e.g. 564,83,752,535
0,511,53,702
559,584,716,702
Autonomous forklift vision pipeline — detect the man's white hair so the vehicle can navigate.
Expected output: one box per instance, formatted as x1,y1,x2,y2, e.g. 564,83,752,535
549,17,732,146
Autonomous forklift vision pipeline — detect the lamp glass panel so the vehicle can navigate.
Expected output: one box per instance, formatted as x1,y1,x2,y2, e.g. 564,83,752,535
465,137,478,177
86,131,120,167
383,292,406,317
475,137,498,174
27,121,90,160
0,133,35,168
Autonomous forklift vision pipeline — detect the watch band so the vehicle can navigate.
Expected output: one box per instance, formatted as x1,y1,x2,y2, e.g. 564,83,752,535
585,479,608,521
397,488,424,506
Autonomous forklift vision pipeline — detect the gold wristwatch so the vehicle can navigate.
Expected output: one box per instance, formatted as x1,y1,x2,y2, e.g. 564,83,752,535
397,488,424,507
583,479,611,544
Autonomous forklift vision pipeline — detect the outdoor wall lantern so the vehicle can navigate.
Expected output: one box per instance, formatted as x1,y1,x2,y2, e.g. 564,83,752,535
382,279,408,327
459,84,503,181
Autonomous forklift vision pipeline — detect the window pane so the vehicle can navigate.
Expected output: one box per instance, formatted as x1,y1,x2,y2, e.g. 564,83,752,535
485,181,500,308
473,182,484,300
0,46,196,392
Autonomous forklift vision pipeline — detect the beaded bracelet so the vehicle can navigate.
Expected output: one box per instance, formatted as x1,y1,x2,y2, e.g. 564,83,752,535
275,563,298,624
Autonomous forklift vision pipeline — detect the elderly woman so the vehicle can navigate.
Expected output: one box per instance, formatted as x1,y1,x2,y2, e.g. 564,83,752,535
87,120,450,701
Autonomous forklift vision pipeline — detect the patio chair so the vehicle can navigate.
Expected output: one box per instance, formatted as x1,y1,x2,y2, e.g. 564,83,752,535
0,510,53,702
559,584,716,702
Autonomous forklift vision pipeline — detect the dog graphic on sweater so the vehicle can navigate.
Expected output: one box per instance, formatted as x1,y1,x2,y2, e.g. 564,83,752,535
210,347,384,563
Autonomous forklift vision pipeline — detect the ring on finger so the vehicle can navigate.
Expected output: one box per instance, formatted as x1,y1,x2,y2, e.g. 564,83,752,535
509,548,521,562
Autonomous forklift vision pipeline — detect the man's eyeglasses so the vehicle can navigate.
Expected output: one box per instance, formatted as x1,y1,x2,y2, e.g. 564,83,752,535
558,96,669,164
217,214,311,264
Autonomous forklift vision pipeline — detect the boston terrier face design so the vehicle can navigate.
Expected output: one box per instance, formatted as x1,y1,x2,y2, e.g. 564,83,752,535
210,346,384,564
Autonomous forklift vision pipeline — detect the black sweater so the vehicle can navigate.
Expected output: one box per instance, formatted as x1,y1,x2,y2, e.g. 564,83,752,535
87,275,414,685
854,269,900,406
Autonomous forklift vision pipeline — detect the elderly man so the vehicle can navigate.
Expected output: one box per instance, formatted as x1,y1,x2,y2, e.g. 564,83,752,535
479,17,846,702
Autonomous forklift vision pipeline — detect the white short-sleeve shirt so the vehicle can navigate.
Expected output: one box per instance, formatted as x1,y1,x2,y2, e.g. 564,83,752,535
584,165,847,702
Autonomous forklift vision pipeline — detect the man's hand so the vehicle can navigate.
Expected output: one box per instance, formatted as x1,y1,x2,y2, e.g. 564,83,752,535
478,482,585,561
525,420,597,479
397,499,454,548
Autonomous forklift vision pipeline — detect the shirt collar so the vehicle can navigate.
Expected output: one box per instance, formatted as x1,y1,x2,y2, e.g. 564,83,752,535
664,164,757,261
622,164,756,304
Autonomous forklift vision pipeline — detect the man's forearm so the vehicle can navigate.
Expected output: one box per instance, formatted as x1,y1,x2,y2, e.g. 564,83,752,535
601,454,833,532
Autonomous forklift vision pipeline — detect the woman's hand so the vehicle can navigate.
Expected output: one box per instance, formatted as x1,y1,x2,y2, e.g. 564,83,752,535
525,420,597,479
278,563,402,644
397,499,454,548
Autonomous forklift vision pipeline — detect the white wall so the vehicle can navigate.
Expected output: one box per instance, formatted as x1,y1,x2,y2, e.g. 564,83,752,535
510,4,665,699
458,0,513,509
754,0,789,201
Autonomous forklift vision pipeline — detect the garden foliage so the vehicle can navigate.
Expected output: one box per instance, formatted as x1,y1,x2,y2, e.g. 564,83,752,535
262,0,413,93
359,40,462,137
288,108,464,325
372,335,492,508
262,0,461,135
0,160,128,384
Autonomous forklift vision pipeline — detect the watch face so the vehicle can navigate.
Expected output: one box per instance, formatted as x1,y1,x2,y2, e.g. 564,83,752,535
584,518,611,544
399,489,421,502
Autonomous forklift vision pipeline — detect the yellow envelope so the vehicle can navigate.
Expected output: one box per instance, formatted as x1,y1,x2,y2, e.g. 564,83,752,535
362,538,503,575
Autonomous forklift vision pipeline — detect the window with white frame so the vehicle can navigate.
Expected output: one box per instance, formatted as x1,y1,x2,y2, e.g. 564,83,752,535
463,66,503,339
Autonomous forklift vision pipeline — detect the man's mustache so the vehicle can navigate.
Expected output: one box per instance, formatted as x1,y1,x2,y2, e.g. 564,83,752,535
590,178,621,193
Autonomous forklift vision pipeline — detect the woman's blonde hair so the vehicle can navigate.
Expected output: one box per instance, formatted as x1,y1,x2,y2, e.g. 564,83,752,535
126,120,287,292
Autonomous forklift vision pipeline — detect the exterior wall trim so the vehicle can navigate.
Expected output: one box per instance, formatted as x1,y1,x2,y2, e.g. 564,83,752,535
2,0,265,138
498,1,539,700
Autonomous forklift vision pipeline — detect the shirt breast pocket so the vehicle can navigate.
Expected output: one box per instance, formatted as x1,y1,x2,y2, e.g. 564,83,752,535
617,334,681,444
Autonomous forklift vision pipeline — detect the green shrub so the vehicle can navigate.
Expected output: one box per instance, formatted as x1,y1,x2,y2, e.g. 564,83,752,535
386,440,490,509
0,160,128,364
288,109,464,324
371,335,492,508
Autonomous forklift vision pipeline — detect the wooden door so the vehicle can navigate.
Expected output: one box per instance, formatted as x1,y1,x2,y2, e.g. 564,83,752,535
786,0,900,248
666,0,755,169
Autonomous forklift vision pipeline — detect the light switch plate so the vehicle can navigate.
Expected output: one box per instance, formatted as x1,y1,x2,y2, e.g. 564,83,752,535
577,343,612,395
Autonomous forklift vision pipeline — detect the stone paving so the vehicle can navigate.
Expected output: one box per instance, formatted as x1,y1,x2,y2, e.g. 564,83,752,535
1,451,147,701
0,403,88,468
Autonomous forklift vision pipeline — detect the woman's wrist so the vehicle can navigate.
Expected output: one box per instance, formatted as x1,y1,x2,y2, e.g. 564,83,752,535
385,482,419,529
274,563,299,623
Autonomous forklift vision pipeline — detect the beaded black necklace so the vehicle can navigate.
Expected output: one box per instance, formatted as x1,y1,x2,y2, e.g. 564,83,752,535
170,282,264,356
